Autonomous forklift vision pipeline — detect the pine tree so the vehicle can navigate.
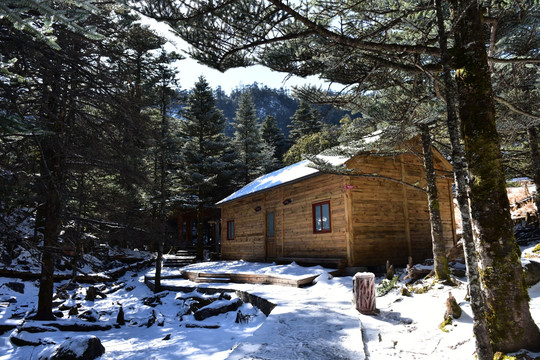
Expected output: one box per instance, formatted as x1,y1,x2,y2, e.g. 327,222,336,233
179,76,230,259
288,100,322,142
260,115,286,168
232,92,265,186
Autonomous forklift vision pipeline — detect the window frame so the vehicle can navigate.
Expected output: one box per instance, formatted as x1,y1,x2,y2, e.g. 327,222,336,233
312,200,332,233
227,220,235,240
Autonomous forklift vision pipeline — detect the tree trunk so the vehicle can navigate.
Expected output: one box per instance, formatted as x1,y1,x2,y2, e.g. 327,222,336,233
154,236,163,293
196,202,204,260
528,126,540,220
435,0,492,358
420,124,450,281
35,136,62,321
452,0,540,352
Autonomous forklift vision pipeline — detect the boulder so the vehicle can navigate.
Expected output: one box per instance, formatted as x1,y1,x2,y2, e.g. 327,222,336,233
524,260,540,286
4,282,24,294
49,335,105,360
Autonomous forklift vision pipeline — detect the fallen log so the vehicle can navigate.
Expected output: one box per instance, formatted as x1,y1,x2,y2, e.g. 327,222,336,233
44,322,112,332
193,298,243,321
0,269,111,283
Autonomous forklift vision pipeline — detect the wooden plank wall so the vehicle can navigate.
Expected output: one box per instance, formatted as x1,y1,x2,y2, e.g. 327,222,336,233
220,174,348,262
346,153,455,267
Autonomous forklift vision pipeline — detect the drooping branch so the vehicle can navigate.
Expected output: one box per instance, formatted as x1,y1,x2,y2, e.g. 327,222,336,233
266,0,441,56
495,96,540,121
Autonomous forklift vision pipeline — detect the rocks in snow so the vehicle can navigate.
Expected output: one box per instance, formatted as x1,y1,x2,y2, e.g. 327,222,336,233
3,282,24,294
47,335,105,360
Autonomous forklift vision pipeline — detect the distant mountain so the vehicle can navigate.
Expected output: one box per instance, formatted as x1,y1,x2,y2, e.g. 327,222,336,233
214,83,359,137
170,82,360,139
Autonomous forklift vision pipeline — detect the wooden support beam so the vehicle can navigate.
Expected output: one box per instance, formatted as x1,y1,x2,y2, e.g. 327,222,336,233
400,155,413,260
447,178,457,246
343,176,354,267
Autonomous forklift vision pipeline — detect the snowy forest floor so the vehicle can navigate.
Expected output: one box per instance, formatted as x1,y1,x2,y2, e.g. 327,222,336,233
1,243,540,360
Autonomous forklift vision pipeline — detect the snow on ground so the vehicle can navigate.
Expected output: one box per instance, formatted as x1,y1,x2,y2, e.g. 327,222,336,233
1,251,540,359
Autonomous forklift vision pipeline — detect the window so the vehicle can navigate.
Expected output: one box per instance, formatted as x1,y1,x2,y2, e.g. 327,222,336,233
312,201,331,233
227,220,235,240
266,211,275,237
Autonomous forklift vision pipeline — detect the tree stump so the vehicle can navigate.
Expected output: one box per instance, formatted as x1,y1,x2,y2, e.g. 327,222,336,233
444,292,462,320
353,272,377,315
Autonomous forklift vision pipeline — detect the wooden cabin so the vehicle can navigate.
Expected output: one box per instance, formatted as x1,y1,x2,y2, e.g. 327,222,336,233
216,148,456,268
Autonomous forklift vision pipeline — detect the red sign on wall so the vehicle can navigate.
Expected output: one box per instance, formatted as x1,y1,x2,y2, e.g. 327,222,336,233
344,185,354,190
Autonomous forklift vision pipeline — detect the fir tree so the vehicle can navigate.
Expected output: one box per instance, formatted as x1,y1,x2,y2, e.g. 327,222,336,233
232,92,265,186
288,100,322,142
179,76,230,259
260,115,286,168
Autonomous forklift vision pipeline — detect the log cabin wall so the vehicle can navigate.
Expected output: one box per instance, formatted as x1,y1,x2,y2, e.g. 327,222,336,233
346,153,455,267
220,173,348,262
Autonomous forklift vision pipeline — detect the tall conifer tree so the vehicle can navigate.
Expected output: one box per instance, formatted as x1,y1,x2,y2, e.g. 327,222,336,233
179,76,229,259
232,92,265,186
288,100,322,142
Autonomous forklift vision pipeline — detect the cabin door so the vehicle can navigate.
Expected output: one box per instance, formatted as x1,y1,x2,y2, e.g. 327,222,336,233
265,210,276,261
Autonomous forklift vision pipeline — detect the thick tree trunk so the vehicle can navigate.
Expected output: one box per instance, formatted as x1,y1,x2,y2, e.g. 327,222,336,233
452,0,540,352
420,124,450,281
528,126,540,220
435,0,492,358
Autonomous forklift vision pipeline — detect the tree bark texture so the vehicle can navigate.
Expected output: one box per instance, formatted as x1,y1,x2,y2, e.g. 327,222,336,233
452,0,540,352
353,272,376,315
420,124,450,281
435,0,493,357
36,135,62,320
528,126,540,220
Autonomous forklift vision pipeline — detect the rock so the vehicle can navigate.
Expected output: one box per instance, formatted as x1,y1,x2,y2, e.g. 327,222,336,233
400,287,411,297
524,260,540,286
4,282,24,294
162,334,171,341
58,304,72,311
78,309,99,322
142,292,168,307
0,324,17,335
49,335,105,360
68,307,79,316
10,331,42,347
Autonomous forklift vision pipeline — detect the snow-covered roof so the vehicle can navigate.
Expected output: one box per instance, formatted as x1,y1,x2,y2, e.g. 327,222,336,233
216,155,350,205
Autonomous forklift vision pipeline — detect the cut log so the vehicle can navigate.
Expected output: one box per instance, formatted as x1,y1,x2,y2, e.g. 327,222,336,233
353,272,377,315
193,298,242,321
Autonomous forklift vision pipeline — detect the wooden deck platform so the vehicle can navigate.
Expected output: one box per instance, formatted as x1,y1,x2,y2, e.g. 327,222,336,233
181,270,323,287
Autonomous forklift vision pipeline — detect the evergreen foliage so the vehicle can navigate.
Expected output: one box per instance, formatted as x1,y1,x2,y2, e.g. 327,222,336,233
288,100,322,142
178,76,231,208
231,92,265,186
260,115,287,168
